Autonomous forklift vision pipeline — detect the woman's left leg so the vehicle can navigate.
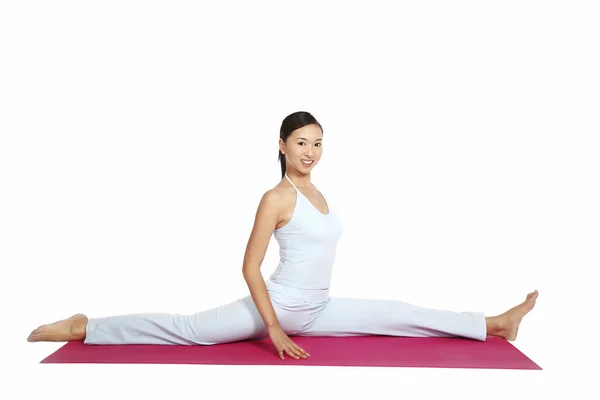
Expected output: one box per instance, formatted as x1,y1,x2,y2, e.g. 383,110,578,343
298,290,538,341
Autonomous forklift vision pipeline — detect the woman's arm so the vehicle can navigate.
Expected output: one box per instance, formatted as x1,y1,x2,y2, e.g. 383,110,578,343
241,189,283,330
242,188,310,360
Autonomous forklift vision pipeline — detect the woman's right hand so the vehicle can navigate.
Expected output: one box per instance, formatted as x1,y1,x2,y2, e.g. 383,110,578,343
267,325,310,360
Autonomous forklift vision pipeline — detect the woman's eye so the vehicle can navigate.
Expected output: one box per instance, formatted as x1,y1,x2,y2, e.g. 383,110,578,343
297,142,321,146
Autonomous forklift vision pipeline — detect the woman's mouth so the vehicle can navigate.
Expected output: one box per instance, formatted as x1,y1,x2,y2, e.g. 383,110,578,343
301,159,314,167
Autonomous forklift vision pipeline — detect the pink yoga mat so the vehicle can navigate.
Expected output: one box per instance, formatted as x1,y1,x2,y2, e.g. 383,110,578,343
39,335,541,370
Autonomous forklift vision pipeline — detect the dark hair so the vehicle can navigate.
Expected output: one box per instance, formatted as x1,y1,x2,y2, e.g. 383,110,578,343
278,111,323,178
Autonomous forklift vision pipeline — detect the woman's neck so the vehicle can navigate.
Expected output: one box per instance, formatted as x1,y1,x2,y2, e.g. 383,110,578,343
286,171,313,188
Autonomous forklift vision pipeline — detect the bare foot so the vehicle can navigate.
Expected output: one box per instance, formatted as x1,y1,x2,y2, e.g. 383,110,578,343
490,290,538,341
27,313,88,342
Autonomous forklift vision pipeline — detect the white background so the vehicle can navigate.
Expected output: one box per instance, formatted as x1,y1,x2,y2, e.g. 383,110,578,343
1,1,599,399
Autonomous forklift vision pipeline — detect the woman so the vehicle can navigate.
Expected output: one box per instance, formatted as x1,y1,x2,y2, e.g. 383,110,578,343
27,111,538,361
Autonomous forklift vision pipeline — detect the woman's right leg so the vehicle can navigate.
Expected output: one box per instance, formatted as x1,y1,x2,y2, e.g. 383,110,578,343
27,295,268,345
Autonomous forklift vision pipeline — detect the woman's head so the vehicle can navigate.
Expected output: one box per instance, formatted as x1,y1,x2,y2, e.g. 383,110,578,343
278,111,324,178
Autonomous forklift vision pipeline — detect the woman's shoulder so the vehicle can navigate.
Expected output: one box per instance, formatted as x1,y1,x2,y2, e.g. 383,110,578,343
253,183,296,227
255,180,297,217
262,181,295,204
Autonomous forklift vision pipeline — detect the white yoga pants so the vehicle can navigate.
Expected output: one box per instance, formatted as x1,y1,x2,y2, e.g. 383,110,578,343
83,280,487,345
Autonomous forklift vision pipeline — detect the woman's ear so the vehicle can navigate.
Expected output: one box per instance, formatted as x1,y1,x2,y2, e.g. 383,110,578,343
279,138,286,155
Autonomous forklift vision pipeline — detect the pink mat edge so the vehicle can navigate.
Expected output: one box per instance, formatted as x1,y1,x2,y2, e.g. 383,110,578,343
38,336,543,370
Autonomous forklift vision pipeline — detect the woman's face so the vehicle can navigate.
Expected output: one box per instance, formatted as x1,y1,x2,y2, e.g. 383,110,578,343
280,124,323,174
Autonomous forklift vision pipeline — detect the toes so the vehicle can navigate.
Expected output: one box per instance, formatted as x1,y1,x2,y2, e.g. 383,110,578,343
27,326,45,342
526,290,538,301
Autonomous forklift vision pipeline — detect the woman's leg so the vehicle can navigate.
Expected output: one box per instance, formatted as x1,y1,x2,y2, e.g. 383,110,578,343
27,295,268,345
298,290,538,341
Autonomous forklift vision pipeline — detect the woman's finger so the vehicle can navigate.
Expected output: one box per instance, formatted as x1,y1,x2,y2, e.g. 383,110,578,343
295,344,310,357
290,342,308,359
286,340,308,358
289,344,306,359
285,346,300,359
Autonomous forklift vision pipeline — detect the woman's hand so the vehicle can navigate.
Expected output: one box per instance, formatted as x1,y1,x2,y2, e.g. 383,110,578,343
267,325,310,360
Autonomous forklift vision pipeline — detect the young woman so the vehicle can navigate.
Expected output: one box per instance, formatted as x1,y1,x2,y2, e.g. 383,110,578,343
27,111,538,361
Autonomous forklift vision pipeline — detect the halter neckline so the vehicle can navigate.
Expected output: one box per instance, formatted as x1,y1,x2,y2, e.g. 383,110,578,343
284,174,315,190
284,174,330,216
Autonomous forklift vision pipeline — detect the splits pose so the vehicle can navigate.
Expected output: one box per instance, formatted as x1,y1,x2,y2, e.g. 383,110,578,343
27,111,538,360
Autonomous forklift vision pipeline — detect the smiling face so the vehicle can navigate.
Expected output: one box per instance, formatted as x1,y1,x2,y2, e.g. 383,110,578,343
280,124,323,175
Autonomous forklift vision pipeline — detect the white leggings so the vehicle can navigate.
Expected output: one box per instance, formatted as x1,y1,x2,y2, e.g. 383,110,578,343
83,280,487,345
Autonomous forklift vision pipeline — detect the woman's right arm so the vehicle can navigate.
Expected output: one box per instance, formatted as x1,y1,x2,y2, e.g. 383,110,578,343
241,189,283,331
241,189,310,360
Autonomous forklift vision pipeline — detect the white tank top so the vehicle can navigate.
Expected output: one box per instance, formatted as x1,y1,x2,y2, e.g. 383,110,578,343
268,174,344,291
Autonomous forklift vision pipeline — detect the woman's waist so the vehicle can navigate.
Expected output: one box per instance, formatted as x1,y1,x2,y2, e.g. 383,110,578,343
265,278,331,305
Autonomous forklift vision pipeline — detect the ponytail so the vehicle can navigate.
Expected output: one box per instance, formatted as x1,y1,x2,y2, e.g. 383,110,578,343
278,150,286,179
